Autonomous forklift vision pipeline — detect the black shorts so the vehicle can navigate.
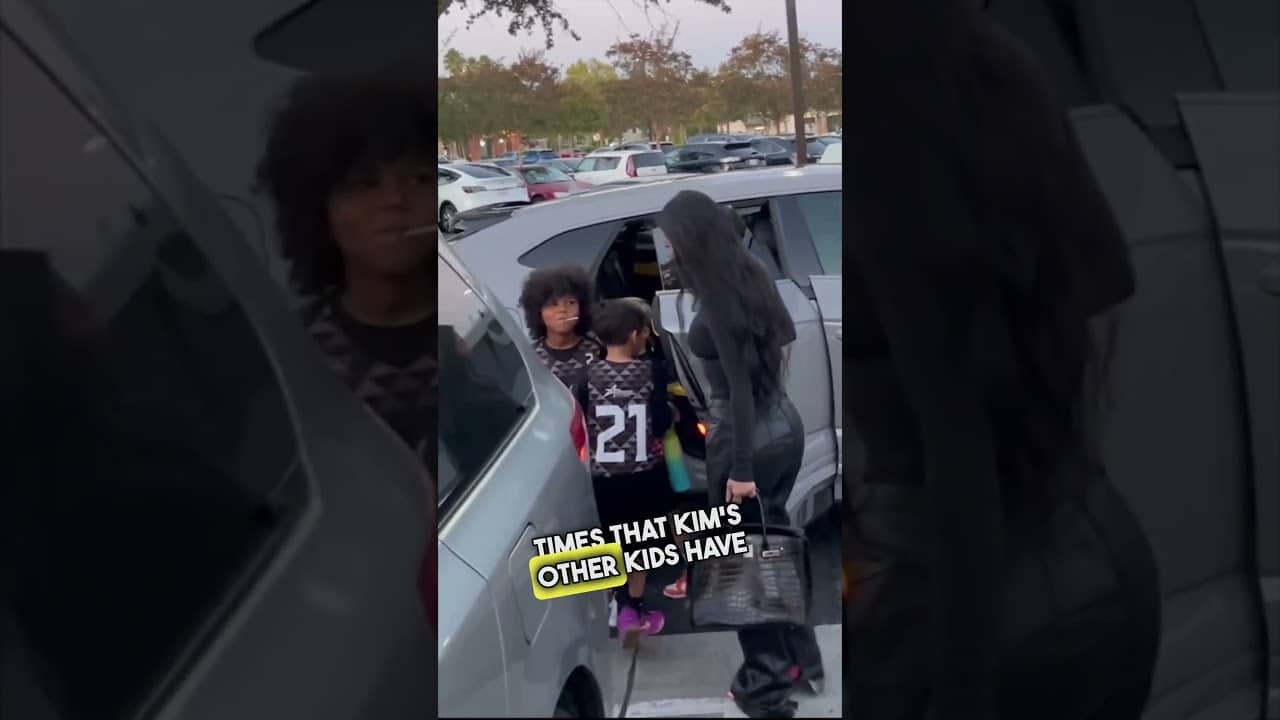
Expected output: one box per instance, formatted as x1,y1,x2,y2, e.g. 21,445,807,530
592,465,675,553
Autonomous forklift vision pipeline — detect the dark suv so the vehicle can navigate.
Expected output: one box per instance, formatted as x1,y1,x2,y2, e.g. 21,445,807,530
667,142,768,173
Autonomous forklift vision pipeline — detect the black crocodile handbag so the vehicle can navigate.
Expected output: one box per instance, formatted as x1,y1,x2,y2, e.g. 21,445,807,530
688,497,812,628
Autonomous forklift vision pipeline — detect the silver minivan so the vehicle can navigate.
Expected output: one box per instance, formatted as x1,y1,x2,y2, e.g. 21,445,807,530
1,0,435,717
451,167,844,529
437,240,616,717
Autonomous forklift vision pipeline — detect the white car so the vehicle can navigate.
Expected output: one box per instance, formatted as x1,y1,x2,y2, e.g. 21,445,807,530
438,162,530,233
818,143,842,164
572,150,668,185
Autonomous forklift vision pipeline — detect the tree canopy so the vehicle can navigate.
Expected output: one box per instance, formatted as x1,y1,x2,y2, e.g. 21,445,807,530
438,28,842,149
438,0,732,48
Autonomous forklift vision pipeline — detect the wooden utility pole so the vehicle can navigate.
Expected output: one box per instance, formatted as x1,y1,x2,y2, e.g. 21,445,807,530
785,0,807,167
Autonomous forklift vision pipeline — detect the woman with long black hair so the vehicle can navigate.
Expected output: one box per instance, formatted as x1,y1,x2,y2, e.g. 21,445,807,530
656,192,823,718
843,3,1160,719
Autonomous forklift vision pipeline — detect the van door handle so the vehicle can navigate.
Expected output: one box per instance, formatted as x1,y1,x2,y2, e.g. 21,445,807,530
1262,259,1280,297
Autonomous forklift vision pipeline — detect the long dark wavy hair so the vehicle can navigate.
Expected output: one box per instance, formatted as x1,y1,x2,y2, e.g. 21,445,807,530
844,3,1135,476
656,190,794,404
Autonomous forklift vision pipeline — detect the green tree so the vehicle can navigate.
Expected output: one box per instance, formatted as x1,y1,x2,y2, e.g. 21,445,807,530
438,53,523,155
718,31,793,131
682,69,729,138
805,45,842,122
605,27,696,141
509,50,562,138
559,59,618,143
439,0,732,49
437,75,470,151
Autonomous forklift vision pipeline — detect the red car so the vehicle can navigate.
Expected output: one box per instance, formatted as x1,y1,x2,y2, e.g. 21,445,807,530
513,164,592,202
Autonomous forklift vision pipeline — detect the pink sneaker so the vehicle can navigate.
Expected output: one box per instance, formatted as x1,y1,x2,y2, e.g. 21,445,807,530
641,609,665,636
617,606,645,648
663,573,687,599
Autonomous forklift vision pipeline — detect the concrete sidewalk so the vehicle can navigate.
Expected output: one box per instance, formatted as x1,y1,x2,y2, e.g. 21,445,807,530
612,624,841,718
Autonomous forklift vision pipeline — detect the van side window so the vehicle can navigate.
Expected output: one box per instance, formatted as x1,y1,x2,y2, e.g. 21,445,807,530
793,191,842,275
437,256,533,515
1,30,299,720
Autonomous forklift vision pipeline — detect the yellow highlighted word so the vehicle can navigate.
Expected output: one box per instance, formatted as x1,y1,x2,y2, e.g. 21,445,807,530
529,542,627,600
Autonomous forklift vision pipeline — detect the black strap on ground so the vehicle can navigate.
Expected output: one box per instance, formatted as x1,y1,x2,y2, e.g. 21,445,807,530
616,645,640,718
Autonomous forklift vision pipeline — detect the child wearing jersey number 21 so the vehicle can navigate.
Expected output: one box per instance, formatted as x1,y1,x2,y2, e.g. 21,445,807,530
578,298,676,647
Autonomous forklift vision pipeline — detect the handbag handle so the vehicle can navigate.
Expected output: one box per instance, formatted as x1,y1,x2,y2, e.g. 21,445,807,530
752,494,780,556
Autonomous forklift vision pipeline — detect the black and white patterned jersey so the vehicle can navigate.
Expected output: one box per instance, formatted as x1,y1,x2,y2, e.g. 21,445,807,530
533,334,604,391
585,358,664,476
301,294,434,468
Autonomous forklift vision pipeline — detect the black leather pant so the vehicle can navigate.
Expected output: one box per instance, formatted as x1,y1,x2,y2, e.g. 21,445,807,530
707,398,823,716
847,458,1161,719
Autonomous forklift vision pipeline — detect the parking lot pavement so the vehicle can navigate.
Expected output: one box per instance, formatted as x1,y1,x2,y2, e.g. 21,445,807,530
614,624,842,718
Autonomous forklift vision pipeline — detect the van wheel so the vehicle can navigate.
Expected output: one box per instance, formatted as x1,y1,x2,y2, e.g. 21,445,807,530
552,686,581,718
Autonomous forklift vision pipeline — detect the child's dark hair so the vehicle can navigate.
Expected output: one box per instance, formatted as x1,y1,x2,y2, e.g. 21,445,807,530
254,57,431,295
592,298,650,348
518,265,595,339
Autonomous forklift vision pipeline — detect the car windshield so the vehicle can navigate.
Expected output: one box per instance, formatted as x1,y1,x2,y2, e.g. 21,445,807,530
632,152,666,168
524,166,571,182
457,164,511,178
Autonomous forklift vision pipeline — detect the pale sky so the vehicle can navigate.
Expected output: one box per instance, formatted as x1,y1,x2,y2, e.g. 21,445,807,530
438,0,841,75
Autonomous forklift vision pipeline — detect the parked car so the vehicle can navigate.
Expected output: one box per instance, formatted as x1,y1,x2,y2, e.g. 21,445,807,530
811,134,842,148
438,162,530,233
451,166,844,529
532,157,581,177
520,148,560,164
747,137,794,165
437,239,615,718
572,150,668,185
686,133,732,144
0,4,437,719
561,157,584,172
511,164,591,202
818,143,842,164
667,142,769,173
755,135,824,163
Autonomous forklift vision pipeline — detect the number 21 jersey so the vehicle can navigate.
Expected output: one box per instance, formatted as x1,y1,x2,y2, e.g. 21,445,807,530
585,359,662,477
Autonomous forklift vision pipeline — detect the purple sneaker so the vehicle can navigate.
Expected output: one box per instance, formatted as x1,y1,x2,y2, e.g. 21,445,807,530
617,606,644,648
640,609,665,636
